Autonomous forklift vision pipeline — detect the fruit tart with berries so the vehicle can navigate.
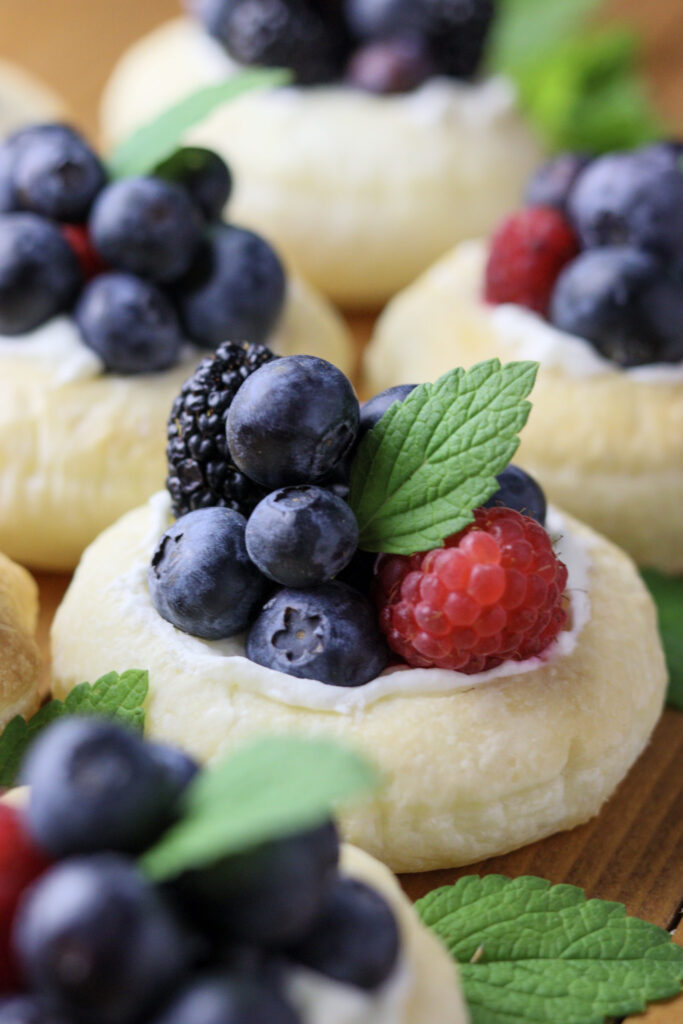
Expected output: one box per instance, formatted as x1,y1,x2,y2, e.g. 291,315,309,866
0,122,351,570
51,353,666,871
365,141,683,573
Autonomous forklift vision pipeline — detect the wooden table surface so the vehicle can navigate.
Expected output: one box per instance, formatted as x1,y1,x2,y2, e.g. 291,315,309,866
3,0,682,1019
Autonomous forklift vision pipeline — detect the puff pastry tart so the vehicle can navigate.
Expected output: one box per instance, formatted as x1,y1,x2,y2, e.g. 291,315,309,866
0,551,40,730
0,123,351,570
51,351,667,872
100,6,541,308
364,145,683,572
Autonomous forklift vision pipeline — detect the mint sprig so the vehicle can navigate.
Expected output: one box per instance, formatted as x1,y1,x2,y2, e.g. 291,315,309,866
641,570,683,711
418,875,683,1024
349,360,537,555
0,669,148,788
108,69,289,179
141,736,378,880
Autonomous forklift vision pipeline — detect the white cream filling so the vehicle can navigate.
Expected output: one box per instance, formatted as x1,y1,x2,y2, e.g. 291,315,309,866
107,491,593,715
287,957,411,1024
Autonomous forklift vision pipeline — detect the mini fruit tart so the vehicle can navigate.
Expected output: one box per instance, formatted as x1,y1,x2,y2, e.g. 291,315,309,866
100,0,542,308
0,550,40,730
0,123,351,570
0,719,467,1023
51,354,667,872
0,61,64,139
364,143,683,573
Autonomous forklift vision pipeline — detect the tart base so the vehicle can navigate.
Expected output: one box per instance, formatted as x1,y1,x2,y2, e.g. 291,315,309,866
0,552,40,729
51,499,666,873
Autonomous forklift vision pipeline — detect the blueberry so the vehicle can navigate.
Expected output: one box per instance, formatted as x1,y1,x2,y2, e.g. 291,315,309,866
21,717,189,858
186,0,242,42
75,272,183,374
176,224,286,348
568,148,683,262
0,213,81,334
246,486,359,587
336,547,377,594
177,821,338,947
550,246,674,367
148,507,269,639
484,466,547,525
12,124,106,222
149,974,300,1024
149,742,200,793
637,273,683,364
288,877,400,990
155,147,232,221
89,177,203,283
13,855,194,1024
346,36,434,94
359,383,416,436
0,130,26,212
227,355,360,489
247,581,389,686
0,996,67,1024
524,153,591,212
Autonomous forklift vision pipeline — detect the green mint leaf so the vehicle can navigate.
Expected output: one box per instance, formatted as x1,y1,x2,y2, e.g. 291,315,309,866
108,69,290,178
417,875,683,1024
348,360,537,555
488,0,601,73
641,570,683,711
141,736,378,881
0,669,148,788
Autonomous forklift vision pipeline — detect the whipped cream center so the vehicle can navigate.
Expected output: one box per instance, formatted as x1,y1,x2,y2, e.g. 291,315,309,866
287,958,411,1024
108,492,593,715
0,315,104,385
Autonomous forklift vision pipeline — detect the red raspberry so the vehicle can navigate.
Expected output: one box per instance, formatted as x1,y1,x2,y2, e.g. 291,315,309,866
60,223,107,280
374,507,569,674
0,803,51,991
484,206,579,316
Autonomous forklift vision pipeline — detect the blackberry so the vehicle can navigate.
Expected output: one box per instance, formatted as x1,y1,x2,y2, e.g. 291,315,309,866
166,341,276,518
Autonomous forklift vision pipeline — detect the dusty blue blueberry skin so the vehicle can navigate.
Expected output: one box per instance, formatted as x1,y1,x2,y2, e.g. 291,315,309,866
359,383,417,436
175,821,339,948
227,355,360,490
0,995,67,1024
568,146,683,262
176,224,286,348
524,152,591,212
89,176,203,283
484,466,547,525
156,147,232,222
21,718,189,858
148,507,268,639
14,855,194,1024
75,272,183,374
247,581,389,686
149,975,300,1024
550,246,681,367
288,877,400,991
0,212,82,334
12,125,106,223
246,486,359,587
149,742,200,793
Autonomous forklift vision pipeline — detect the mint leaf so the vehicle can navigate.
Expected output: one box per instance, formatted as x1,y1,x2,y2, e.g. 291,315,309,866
108,69,289,178
417,875,683,1024
348,360,537,555
141,736,378,880
641,570,683,711
0,670,149,788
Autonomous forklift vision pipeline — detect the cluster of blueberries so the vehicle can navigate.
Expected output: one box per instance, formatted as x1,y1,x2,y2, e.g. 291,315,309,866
192,0,495,93
527,141,683,366
1,716,400,1024
153,349,547,688
0,124,285,373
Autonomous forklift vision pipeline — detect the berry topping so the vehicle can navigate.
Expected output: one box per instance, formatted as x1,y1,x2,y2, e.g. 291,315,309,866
524,152,591,212
0,213,82,334
288,877,400,990
148,507,269,639
89,177,203,284
484,465,547,525
0,806,51,992
154,147,232,222
59,225,107,280
166,341,276,519
11,125,106,223
375,506,568,673
13,855,194,1024
75,273,183,374
484,206,580,316
549,246,679,367
358,383,416,436
247,582,389,686
149,975,300,1024
245,486,359,587
0,995,67,1023
346,36,434,94
226,355,360,489
21,718,193,858
176,224,285,348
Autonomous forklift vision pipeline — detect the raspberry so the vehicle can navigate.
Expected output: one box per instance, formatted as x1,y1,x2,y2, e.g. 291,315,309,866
60,223,107,280
484,207,579,316
0,804,51,991
374,507,569,673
